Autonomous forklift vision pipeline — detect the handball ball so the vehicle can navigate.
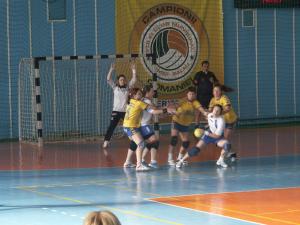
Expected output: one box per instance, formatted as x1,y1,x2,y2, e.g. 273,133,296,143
194,128,204,138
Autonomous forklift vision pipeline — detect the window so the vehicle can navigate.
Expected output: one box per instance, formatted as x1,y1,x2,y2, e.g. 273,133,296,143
48,0,66,22
242,9,255,27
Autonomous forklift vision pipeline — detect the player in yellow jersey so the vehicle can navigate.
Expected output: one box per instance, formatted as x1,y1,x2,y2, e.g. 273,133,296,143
209,84,238,161
168,87,208,166
123,88,175,171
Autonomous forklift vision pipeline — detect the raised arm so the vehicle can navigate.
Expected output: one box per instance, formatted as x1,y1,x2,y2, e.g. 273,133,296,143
107,63,115,87
129,61,137,88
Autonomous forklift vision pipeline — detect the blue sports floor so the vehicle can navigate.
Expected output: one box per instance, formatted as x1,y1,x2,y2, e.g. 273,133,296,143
1,154,300,225
1,126,300,224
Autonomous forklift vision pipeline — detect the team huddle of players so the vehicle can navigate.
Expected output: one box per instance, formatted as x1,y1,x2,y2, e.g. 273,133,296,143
102,61,237,171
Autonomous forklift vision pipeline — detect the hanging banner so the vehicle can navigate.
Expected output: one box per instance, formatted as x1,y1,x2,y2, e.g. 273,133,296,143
116,0,224,106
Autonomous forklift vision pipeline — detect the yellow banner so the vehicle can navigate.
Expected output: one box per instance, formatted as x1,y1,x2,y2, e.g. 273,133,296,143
116,0,224,105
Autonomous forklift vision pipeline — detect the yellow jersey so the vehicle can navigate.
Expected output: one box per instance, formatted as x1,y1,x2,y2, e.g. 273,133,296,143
209,95,237,124
123,99,148,128
172,100,201,126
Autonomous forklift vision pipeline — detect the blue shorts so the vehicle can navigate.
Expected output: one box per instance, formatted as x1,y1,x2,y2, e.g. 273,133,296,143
201,134,224,145
123,127,140,138
140,125,155,139
172,122,189,133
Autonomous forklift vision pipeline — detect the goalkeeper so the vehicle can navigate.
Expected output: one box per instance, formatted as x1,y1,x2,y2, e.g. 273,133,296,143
102,62,137,149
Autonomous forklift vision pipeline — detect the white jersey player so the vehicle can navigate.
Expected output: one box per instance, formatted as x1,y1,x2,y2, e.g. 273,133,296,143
176,104,231,168
102,62,137,149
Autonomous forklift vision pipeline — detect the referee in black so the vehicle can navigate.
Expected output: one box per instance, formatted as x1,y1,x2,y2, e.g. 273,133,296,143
193,60,219,127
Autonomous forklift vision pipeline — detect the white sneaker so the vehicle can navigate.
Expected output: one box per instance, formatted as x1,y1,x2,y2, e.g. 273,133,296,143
136,164,150,172
230,153,237,162
123,163,136,168
176,160,183,168
182,160,188,166
226,152,237,162
141,161,149,167
148,162,159,169
168,160,176,166
216,158,228,168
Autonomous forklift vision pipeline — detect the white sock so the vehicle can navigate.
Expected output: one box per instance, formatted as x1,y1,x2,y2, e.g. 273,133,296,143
150,160,157,164
168,153,173,161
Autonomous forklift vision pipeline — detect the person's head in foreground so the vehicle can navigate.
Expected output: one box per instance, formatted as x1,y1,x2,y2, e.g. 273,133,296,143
84,210,121,225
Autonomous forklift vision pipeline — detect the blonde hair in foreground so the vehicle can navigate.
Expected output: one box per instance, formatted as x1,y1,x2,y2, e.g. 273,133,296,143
84,211,121,225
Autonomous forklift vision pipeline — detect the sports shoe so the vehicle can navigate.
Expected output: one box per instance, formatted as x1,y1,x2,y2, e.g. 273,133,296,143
176,160,183,168
168,160,176,166
148,162,159,169
123,163,136,168
141,161,149,167
228,152,237,162
136,164,150,172
182,160,188,166
216,158,228,168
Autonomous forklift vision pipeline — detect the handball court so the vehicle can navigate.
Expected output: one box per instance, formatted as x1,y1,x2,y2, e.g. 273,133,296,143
1,125,300,225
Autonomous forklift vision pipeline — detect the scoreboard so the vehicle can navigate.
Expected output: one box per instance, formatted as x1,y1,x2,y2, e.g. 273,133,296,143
234,0,300,8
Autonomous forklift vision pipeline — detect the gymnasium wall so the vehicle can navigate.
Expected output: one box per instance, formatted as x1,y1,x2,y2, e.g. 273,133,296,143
0,0,300,139
0,0,115,139
223,1,300,120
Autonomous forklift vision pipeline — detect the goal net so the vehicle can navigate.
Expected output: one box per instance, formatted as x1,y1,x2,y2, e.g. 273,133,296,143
19,55,155,144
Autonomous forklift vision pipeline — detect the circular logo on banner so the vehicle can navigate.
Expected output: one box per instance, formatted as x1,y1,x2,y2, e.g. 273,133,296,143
130,3,209,94
141,16,199,81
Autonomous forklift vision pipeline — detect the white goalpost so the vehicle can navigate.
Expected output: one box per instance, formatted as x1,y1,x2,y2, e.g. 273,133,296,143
18,54,158,146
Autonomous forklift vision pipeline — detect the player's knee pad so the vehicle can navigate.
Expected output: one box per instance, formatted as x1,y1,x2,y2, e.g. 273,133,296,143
188,147,201,157
152,141,160,150
129,140,137,151
182,141,190,149
137,140,146,149
170,136,178,146
224,142,231,153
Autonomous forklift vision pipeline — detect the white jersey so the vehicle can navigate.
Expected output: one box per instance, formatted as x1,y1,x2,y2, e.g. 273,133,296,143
207,113,225,136
108,79,135,112
141,98,153,126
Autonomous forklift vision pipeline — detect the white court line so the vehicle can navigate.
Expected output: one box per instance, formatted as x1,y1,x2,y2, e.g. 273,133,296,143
146,186,300,200
42,207,80,219
147,199,263,225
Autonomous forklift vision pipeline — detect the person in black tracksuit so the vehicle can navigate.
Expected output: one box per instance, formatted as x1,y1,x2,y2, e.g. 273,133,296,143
193,60,219,127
